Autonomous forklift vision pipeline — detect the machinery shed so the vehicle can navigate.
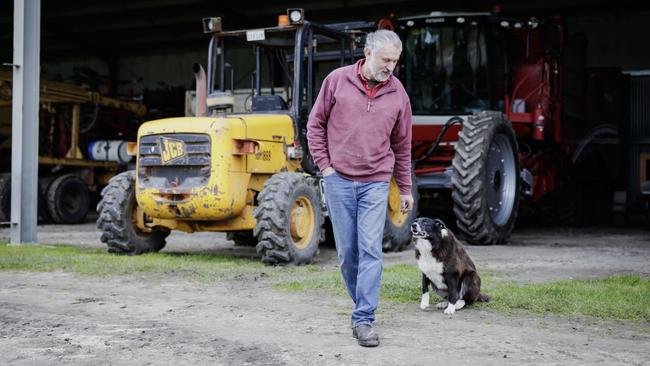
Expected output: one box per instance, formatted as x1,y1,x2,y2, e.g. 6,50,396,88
1,0,649,244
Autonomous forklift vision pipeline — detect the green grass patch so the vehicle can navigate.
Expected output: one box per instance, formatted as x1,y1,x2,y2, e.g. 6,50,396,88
0,241,305,281
276,264,650,321
275,264,425,303
2,240,648,321
490,275,650,321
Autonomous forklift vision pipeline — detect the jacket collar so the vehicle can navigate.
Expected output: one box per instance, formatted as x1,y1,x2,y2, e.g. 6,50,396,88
345,59,397,98
356,59,389,88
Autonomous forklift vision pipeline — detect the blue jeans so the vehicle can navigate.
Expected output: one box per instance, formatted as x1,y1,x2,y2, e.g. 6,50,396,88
323,172,389,327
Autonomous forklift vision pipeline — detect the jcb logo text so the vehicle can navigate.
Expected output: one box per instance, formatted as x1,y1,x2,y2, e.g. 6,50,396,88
159,137,186,164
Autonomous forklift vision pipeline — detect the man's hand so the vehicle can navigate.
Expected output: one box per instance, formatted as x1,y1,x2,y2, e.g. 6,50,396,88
400,194,414,213
322,167,336,177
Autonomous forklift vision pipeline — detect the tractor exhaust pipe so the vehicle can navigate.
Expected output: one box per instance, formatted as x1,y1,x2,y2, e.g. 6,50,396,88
193,63,208,117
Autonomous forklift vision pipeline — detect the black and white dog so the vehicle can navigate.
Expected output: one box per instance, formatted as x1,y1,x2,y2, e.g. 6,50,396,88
411,217,490,314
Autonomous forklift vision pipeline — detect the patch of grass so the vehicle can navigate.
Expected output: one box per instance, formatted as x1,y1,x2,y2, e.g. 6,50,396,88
0,241,302,281
489,275,650,321
276,264,650,321
3,240,648,321
275,264,424,303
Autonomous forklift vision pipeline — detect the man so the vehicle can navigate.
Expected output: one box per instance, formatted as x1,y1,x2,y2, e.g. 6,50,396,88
307,29,413,347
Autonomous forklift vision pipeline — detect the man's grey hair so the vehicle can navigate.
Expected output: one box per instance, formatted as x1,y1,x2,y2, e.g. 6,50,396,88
364,29,402,55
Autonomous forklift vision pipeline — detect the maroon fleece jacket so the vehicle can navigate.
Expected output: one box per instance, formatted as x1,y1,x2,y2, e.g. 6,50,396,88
307,60,413,195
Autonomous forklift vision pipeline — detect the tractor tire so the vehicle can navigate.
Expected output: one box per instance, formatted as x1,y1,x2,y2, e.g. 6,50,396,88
37,183,52,224
0,173,50,224
253,172,323,265
46,174,91,224
382,173,419,252
0,173,10,223
96,171,170,255
226,231,257,246
452,111,520,245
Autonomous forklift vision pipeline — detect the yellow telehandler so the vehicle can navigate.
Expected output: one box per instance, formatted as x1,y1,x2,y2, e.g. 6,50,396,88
96,11,417,264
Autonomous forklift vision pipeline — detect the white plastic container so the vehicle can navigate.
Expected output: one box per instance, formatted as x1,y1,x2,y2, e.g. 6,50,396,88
512,98,526,113
87,140,132,164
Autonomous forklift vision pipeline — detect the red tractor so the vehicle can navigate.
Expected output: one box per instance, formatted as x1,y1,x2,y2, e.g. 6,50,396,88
392,12,622,244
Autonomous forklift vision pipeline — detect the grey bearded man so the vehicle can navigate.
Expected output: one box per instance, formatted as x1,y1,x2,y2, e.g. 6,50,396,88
307,29,413,347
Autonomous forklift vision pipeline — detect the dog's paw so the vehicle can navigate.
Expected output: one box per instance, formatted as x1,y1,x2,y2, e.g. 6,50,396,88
420,293,430,310
443,303,456,315
454,299,465,310
435,301,448,309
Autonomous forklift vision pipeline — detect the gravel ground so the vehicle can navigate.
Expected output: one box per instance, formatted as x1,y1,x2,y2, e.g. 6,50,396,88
1,222,649,365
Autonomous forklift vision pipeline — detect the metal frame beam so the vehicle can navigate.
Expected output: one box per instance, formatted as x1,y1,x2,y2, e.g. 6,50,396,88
10,0,40,244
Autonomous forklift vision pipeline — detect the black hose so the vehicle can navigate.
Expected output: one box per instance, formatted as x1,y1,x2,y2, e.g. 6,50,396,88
413,116,463,163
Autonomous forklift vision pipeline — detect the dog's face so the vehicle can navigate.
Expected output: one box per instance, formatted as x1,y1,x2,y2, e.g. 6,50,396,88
411,217,449,249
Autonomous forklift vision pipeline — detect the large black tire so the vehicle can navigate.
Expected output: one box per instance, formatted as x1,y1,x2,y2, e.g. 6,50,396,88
0,173,50,224
46,174,91,224
37,183,52,224
96,171,170,255
382,174,419,252
0,173,10,223
253,172,323,265
452,111,520,245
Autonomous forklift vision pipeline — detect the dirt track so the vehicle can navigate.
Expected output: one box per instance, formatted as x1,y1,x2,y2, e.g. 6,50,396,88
1,223,649,365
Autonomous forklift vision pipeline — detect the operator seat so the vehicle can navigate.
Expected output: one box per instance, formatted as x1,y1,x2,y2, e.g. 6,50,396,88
252,95,288,112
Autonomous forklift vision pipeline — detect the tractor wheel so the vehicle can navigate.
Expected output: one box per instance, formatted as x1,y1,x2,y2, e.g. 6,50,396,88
452,111,520,245
96,171,170,255
0,173,10,223
226,231,257,246
382,174,419,252
253,172,323,265
0,173,51,224
46,174,91,224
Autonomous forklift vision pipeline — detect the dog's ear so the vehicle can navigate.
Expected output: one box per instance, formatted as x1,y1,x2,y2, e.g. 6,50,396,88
432,219,446,229
440,228,449,239
441,228,458,246
432,219,449,239
442,229,458,245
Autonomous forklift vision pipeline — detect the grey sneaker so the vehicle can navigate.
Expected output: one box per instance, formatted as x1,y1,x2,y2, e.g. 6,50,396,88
352,324,379,347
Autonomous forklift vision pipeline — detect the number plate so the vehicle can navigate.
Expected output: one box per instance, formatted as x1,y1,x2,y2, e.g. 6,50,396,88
246,29,265,41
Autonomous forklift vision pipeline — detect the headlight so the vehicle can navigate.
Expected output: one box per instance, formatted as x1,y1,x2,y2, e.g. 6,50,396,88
202,17,222,33
287,8,304,24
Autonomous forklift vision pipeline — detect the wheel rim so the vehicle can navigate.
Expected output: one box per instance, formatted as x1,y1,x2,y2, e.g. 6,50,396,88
61,185,83,216
289,196,315,250
46,176,90,224
129,196,149,237
131,202,141,231
486,133,517,226
387,178,407,227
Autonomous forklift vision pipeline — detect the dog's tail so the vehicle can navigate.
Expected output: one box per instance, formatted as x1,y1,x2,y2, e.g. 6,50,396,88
478,293,491,303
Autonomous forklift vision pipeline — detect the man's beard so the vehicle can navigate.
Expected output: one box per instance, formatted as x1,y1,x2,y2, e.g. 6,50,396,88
368,59,392,82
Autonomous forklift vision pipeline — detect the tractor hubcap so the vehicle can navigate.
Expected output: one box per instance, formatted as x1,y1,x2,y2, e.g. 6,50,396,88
290,196,315,250
387,178,407,227
486,133,516,226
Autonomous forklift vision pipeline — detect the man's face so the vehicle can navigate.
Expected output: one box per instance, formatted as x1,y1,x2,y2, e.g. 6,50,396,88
365,45,400,82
